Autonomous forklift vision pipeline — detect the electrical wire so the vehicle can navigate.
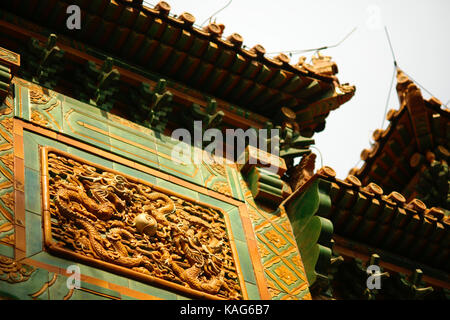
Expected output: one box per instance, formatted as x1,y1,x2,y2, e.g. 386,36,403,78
267,26,357,56
384,26,397,67
384,26,447,107
309,145,324,169
381,65,397,129
200,0,233,27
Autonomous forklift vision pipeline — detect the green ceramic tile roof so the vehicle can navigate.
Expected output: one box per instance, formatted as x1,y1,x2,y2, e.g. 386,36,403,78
0,0,355,136
351,69,449,211
287,168,449,276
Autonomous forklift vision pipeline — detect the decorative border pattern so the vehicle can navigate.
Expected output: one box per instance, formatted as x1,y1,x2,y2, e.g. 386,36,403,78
239,176,312,300
0,89,14,255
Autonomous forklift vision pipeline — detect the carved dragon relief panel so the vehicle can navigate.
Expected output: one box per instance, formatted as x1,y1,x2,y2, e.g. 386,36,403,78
40,147,245,300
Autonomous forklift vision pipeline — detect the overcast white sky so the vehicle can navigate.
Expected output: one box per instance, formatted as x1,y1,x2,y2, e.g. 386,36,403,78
145,0,450,178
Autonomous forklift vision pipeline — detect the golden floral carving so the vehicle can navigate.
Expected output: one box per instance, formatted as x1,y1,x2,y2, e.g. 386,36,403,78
0,192,14,210
211,181,232,197
0,233,14,245
280,219,293,233
257,242,270,258
0,222,13,233
266,279,283,298
31,110,50,127
209,159,226,176
291,255,303,269
0,117,13,133
0,153,13,171
264,230,287,249
29,85,51,105
0,256,35,283
45,151,243,299
274,265,297,286
248,208,262,223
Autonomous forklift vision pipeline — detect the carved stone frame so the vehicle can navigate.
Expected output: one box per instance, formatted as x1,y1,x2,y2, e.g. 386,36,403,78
40,146,248,300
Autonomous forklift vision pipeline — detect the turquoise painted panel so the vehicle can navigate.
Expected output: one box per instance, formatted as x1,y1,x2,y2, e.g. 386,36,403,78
156,177,199,201
235,239,256,285
108,123,159,170
23,130,68,154
245,281,260,300
62,101,112,151
198,193,235,213
13,83,21,117
23,132,39,171
20,83,30,120
25,211,43,257
155,132,204,186
227,207,246,242
78,264,129,288
24,168,41,215
47,273,73,300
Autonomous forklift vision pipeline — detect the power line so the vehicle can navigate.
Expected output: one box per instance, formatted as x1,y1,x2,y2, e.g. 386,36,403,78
267,26,357,56
381,65,397,129
384,26,397,67
309,145,324,169
384,26,448,107
382,26,399,130
200,0,233,27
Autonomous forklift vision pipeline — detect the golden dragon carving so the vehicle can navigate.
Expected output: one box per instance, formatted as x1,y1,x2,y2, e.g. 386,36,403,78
46,152,242,299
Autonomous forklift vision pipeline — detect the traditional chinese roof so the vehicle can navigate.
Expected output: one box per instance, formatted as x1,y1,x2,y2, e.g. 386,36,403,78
349,69,449,211
0,0,355,136
284,166,449,283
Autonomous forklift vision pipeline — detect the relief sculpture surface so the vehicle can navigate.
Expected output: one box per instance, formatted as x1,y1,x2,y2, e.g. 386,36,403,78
42,149,244,299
